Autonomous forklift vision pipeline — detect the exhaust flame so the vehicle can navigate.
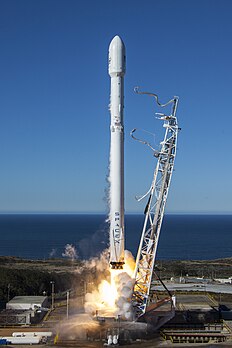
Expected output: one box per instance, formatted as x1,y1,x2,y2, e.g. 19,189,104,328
84,250,135,319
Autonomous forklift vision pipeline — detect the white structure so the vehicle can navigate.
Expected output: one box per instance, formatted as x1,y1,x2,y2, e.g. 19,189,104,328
6,296,48,310
12,332,52,337
1,336,42,345
108,35,126,269
131,90,179,319
214,278,232,284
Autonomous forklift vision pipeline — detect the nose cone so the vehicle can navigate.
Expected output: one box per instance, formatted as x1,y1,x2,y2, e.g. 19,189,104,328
108,35,126,76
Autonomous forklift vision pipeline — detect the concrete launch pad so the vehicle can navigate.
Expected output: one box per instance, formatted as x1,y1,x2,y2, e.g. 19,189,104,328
175,294,217,311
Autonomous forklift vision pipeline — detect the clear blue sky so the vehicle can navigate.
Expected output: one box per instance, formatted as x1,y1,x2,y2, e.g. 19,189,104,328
0,0,232,214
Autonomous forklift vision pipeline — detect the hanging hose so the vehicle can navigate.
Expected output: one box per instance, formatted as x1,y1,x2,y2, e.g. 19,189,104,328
134,86,175,107
130,128,157,153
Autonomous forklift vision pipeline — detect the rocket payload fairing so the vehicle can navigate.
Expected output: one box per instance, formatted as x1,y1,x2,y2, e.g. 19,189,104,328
108,35,126,269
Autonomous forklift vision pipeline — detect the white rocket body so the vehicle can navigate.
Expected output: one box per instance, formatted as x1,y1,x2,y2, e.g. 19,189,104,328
108,36,126,269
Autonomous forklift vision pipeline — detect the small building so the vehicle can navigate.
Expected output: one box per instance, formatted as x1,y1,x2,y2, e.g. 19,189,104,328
6,296,48,311
214,278,232,284
0,296,49,326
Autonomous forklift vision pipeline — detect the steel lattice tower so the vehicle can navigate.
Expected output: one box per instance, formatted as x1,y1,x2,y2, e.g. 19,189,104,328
131,89,179,319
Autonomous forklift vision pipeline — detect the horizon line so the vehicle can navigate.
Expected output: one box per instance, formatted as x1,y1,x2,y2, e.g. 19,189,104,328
0,211,231,215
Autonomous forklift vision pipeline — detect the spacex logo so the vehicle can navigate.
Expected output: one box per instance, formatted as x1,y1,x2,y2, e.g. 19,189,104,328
114,212,120,240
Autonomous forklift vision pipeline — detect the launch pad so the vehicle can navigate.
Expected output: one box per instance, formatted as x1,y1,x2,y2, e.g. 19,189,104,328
44,291,232,346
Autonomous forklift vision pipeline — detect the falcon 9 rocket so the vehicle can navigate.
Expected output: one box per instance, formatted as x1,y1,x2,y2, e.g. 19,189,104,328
108,35,126,270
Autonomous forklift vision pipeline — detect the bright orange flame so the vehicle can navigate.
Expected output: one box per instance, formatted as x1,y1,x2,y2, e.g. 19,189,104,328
98,278,117,308
84,251,135,317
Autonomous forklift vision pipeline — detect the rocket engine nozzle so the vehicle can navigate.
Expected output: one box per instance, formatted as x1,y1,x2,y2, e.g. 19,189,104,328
110,262,124,270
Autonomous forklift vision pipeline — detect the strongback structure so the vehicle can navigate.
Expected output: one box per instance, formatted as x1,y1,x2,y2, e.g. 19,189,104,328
131,88,179,319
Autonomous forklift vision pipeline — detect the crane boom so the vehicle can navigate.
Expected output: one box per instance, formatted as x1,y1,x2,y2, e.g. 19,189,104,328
131,90,179,319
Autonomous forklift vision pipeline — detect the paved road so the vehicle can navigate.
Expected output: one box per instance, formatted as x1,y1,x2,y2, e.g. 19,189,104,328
153,282,232,294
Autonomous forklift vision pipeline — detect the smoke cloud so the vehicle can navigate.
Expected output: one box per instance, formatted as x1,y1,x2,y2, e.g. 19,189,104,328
115,271,135,320
62,244,77,261
83,249,135,320
56,314,99,340
49,248,57,258
78,226,108,260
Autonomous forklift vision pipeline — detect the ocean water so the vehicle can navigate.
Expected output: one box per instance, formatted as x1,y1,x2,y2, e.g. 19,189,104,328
0,214,231,261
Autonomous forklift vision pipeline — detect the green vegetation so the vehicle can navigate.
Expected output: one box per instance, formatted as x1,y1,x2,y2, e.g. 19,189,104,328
0,267,74,302
0,256,232,304
0,257,87,303
156,258,232,279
